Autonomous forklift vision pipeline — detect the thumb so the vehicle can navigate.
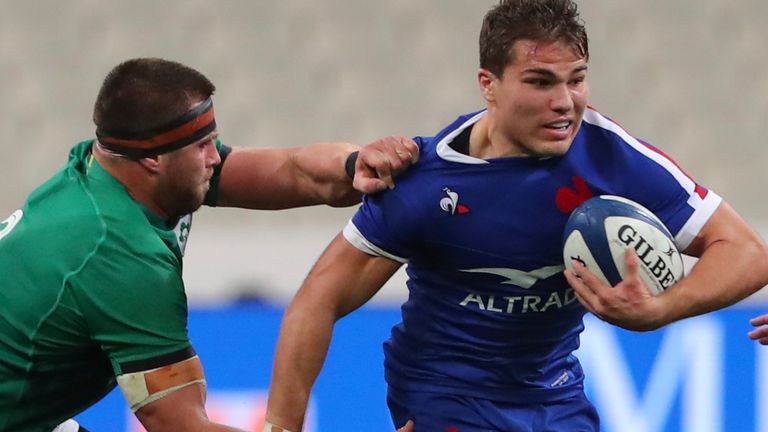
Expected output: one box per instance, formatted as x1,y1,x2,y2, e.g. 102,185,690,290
353,175,388,194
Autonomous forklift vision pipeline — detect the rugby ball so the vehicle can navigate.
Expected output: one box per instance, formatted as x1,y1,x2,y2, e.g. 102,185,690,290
562,195,684,295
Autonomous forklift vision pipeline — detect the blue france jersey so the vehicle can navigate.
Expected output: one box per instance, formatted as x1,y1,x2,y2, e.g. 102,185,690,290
344,108,721,403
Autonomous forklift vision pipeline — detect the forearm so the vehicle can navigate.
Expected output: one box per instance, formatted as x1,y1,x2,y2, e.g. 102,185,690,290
266,295,338,431
659,233,768,326
216,143,359,210
191,422,244,432
289,141,361,207
137,383,246,432
217,136,418,209
146,416,244,432
266,235,400,431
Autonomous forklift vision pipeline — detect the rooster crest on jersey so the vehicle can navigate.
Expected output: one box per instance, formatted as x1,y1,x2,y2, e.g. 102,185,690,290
562,195,684,295
440,187,470,215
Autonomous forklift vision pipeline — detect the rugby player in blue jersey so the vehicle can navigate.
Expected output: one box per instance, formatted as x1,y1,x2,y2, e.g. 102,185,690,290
264,1,768,430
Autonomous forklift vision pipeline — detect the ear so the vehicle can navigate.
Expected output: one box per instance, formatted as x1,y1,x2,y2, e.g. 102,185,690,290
137,156,161,174
477,68,498,103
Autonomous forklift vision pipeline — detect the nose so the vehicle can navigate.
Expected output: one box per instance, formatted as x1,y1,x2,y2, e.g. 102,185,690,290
550,83,574,114
206,140,221,167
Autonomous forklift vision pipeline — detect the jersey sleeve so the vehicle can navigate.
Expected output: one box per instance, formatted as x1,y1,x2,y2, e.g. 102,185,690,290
203,139,232,207
584,111,721,251
626,140,721,250
72,247,193,376
343,136,429,261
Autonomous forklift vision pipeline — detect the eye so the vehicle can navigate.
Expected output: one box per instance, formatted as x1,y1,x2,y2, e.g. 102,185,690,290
569,76,586,86
525,79,551,88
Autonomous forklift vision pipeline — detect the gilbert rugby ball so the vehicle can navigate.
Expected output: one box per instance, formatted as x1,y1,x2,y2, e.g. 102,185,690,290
562,195,684,295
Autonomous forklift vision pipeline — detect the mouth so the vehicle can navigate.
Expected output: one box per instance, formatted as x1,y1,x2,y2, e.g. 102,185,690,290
543,120,573,131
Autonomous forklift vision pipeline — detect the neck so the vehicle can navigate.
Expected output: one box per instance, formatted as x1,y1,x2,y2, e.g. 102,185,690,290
92,142,170,220
469,109,525,159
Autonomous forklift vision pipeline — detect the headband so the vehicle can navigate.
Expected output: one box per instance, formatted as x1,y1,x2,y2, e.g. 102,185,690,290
95,98,217,159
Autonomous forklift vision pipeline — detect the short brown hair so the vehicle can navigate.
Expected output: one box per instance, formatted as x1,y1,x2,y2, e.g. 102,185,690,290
479,0,589,77
93,58,216,134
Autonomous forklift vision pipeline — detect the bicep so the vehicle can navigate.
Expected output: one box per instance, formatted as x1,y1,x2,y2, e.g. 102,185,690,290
683,201,760,257
216,146,296,208
217,142,363,209
216,147,307,209
296,233,402,319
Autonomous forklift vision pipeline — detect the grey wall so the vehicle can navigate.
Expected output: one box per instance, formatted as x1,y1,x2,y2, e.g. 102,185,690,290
2,1,766,304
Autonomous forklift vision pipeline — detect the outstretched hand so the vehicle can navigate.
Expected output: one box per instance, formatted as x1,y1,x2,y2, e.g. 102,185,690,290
749,315,768,345
396,420,415,432
564,248,664,331
354,135,419,194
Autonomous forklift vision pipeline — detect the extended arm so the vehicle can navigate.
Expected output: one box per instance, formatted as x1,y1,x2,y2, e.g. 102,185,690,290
265,233,402,431
216,136,417,209
566,201,768,331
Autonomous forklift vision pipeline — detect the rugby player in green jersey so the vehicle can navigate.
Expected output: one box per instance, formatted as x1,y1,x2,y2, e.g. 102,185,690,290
0,58,418,432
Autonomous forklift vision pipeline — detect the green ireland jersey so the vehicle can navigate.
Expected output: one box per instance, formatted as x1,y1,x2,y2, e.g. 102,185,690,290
0,139,227,431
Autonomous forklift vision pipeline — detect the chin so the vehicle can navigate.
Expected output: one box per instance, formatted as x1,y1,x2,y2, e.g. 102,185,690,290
550,136,578,154
531,142,571,157
171,194,207,219
173,202,204,220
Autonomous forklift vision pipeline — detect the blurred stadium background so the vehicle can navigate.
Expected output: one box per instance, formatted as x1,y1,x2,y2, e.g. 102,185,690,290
2,1,767,431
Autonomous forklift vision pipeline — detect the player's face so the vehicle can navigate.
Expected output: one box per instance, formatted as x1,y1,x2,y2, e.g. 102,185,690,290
481,39,589,157
156,132,221,219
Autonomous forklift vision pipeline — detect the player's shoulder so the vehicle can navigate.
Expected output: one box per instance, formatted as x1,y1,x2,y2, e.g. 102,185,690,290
415,110,485,156
377,110,486,204
63,151,177,258
578,107,635,144
403,110,486,178
578,107,656,152
21,165,105,247
576,107,669,163
63,174,178,275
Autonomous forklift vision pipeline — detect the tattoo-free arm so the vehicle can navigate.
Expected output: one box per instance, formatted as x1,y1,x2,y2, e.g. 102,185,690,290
265,234,402,430
658,201,768,324
216,142,359,209
216,136,418,210
567,201,768,331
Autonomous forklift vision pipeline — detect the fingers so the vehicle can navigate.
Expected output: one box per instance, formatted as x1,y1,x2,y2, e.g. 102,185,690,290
564,268,600,315
623,247,640,280
373,161,396,190
352,176,388,195
397,137,420,164
386,135,418,173
748,326,768,344
750,314,768,326
569,259,606,294
749,316,768,344
354,150,393,192
354,135,419,193
563,268,584,292
568,249,661,331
